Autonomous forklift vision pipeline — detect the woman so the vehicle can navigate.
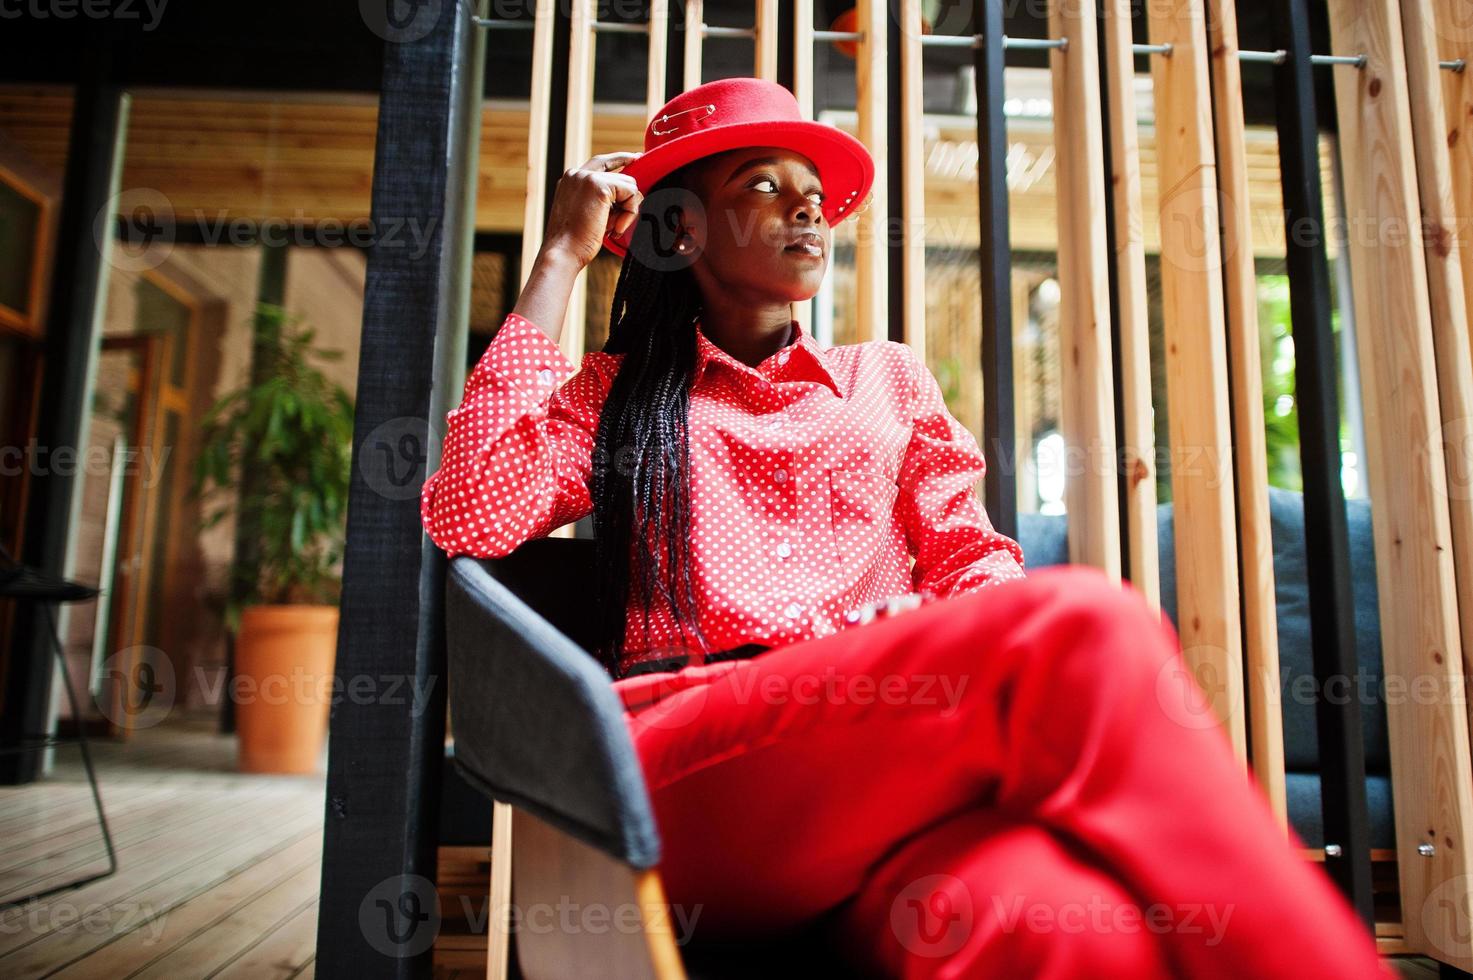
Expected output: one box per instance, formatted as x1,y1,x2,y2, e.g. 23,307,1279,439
422,78,1390,978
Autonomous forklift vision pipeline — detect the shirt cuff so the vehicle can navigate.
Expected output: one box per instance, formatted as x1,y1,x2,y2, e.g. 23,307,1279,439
467,312,577,398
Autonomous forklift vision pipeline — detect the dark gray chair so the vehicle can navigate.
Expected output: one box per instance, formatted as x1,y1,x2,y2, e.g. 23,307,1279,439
446,540,841,979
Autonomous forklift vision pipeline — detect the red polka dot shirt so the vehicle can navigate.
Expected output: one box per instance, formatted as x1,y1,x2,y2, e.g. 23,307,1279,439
421,312,1026,675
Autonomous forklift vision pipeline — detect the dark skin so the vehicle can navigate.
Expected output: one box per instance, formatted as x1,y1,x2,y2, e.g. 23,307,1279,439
515,146,833,367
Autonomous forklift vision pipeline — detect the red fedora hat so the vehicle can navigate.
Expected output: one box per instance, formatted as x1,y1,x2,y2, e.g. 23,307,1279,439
603,76,875,258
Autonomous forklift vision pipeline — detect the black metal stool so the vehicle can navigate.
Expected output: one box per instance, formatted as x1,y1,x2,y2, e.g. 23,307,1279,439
0,544,117,908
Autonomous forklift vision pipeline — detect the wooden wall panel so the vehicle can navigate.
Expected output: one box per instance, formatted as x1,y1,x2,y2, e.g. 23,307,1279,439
1206,0,1287,824
1048,0,1122,578
1144,0,1246,756
1325,0,1473,965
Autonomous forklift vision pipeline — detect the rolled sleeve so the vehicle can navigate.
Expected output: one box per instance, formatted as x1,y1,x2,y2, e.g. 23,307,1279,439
420,313,613,557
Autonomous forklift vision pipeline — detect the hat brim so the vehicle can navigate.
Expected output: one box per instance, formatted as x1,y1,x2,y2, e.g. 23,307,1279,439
602,119,875,258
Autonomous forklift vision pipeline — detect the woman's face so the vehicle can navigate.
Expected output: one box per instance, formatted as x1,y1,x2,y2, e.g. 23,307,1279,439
681,146,831,303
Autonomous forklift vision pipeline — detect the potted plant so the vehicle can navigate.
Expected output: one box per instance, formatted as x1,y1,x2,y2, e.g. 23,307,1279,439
192,302,354,773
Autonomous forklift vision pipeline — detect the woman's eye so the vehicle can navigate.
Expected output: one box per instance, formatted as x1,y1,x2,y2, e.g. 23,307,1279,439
752,178,825,204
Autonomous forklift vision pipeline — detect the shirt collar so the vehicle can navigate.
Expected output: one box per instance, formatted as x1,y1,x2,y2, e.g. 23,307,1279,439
691,318,841,396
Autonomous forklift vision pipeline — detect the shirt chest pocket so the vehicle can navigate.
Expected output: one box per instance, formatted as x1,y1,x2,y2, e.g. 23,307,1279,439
824,468,901,572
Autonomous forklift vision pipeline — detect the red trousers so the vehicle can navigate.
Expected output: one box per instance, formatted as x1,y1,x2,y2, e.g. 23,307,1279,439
613,565,1393,978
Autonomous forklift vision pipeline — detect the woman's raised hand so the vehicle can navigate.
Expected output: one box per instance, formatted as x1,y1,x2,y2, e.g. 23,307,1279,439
542,151,644,269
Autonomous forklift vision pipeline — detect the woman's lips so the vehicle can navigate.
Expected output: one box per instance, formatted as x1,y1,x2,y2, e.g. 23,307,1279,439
784,242,823,257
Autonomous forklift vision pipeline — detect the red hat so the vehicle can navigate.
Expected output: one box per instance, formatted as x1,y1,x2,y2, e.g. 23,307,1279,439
603,76,875,258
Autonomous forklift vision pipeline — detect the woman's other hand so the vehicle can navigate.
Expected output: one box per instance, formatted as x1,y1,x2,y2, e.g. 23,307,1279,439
542,151,644,269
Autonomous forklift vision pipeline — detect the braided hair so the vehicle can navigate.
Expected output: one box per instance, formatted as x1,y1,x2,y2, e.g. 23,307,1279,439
591,164,711,676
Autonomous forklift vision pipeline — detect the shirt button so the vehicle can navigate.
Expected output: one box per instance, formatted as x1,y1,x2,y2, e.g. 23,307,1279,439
776,542,793,559
777,351,791,366
773,468,788,485
768,418,784,430
784,602,803,620
536,368,555,386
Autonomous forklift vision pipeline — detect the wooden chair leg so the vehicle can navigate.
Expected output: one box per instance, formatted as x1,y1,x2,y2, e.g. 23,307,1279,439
509,807,687,980
487,801,515,980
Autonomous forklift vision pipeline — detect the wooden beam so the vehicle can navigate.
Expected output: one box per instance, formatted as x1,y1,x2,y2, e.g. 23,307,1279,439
899,0,926,357
792,0,813,116
1403,0,1473,754
561,0,597,361
1100,0,1161,611
854,0,887,343
1049,0,1121,579
754,0,779,81
647,0,670,114
1430,0,1473,339
682,0,703,92
1322,0,1473,959
1143,0,1246,757
1206,0,1287,828
519,0,558,295
792,0,815,343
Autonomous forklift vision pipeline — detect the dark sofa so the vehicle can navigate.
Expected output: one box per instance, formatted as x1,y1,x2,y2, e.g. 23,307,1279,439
1017,485,1393,847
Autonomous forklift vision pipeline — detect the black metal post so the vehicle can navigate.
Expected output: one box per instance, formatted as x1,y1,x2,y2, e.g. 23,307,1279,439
2,39,125,786
1267,0,1375,927
315,0,484,972
886,0,906,344
974,0,1017,539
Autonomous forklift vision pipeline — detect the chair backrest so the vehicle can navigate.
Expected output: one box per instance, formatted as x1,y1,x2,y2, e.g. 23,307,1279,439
445,541,662,868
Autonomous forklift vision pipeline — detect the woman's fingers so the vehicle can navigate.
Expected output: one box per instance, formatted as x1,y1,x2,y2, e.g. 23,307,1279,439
582,150,642,173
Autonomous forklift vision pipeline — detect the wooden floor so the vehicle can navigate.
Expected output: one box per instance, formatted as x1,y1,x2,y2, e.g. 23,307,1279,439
0,714,323,979
0,714,1453,978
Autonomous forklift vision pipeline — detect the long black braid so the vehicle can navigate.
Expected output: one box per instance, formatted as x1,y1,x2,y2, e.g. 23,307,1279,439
591,166,711,676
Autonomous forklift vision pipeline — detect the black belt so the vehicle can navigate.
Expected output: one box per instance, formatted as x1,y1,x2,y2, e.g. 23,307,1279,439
618,643,769,679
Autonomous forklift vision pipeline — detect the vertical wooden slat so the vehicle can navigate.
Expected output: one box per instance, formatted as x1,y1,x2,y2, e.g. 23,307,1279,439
754,0,779,81
486,802,513,980
791,0,815,341
1100,0,1161,611
683,0,703,91
1323,0,1473,961
647,0,669,114
561,0,597,361
1048,0,1122,579
792,0,813,116
854,0,887,343
1206,0,1287,826
899,0,926,357
1403,0,1473,729
1144,0,1246,757
519,0,558,293
1431,0,1473,334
